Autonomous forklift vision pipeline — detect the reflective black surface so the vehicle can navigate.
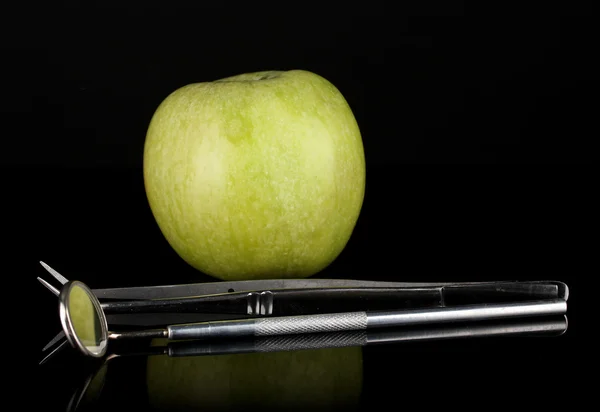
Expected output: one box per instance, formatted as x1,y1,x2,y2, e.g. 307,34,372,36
28,166,586,412
12,3,591,411
39,316,573,412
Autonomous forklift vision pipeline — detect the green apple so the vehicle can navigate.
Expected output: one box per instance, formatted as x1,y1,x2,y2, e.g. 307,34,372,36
143,70,365,280
146,339,363,411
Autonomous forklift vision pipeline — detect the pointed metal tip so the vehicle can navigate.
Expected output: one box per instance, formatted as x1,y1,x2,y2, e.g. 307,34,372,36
37,277,61,296
39,339,68,366
42,331,66,352
39,261,69,285
39,353,52,366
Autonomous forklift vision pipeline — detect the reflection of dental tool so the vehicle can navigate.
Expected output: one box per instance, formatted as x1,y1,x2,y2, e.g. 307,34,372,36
37,262,568,359
64,316,568,412
149,315,569,357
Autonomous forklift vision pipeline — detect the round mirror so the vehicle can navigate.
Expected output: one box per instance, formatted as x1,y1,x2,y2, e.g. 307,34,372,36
60,281,108,357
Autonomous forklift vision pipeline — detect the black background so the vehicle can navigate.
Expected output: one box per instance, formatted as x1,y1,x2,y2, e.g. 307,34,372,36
4,2,592,411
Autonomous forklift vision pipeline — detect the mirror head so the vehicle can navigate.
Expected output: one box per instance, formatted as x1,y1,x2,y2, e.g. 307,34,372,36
59,280,108,358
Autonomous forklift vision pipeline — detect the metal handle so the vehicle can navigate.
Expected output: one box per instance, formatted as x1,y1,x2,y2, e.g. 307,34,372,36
167,312,369,340
367,299,566,327
166,316,567,357
254,311,368,335
254,330,368,352
167,330,369,357
101,287,445,316
166,299,566,341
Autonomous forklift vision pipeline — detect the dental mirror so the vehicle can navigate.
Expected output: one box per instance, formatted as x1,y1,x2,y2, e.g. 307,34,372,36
58,279,567,358
59,281,109,358
64,314,568,411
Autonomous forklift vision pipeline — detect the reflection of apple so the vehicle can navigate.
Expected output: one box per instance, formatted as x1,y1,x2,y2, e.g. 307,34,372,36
143,70,365,280
146,339,363,411
68,284,98,348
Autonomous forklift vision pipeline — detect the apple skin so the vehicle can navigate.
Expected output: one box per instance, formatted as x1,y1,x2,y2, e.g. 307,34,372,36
143,70,365,280
146,340,363,411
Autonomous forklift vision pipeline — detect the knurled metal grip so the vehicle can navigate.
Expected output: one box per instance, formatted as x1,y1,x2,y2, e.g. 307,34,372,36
254,311,368,336
168,299,566,341
254,330,368,352
166,330,369,357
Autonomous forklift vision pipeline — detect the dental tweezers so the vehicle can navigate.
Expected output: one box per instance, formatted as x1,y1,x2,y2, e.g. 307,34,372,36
37,262,569,364
39,261,568,326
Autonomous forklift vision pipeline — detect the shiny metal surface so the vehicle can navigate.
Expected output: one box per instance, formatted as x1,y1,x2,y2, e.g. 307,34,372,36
166,299,565,342
367,315,568,344
163,315,568,357
168,319,256,340
42,329,65,352
39,261,569,310
367,299,567,328
61,315,567,409
92,279,428,299
167,330,370,357
55,293,567,358
39,339,69,366
44,314,569,366
167,312,368,341
107,312,253,326
98,286,445,318
254,330,369,352
37,262,570,359
59,281,109,358
90,278,569,301
37,277,60,296
255,311,369,335
40,261,69,285
108,329,167,340
247,291,274,315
